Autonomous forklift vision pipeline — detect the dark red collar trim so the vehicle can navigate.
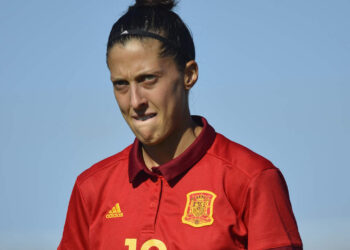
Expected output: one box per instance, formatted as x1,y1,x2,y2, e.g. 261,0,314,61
128,116,216,183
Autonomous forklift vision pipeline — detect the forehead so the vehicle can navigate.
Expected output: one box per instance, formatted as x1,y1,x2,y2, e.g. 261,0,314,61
108,39,161,65
107,38,174,77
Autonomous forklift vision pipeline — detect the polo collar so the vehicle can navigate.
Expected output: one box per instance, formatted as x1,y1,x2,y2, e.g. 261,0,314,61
128,116,216,183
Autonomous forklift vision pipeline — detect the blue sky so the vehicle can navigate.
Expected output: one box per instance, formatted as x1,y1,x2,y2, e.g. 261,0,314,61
1,0,349,249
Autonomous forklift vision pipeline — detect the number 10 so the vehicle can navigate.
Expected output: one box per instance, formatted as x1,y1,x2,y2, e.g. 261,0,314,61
125,238,167,250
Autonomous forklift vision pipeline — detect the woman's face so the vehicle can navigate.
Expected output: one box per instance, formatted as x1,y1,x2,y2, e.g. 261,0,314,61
107,38,196,146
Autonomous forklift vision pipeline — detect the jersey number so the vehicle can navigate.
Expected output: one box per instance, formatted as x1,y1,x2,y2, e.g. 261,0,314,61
125,238,167,250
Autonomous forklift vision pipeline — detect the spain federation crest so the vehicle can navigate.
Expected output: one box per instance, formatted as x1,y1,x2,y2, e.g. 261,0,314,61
182,190,217,227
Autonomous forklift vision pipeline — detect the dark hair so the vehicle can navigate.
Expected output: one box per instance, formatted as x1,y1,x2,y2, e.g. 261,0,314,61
106,0,195,71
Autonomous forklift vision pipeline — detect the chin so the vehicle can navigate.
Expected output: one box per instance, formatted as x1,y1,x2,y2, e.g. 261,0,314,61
138,137,159,146
136,133,166,146
133,126,170,146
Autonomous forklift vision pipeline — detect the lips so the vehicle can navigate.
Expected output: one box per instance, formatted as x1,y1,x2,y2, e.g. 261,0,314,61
133,113,156,121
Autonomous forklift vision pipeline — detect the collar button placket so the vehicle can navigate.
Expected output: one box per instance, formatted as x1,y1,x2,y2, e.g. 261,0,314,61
141,176,163,234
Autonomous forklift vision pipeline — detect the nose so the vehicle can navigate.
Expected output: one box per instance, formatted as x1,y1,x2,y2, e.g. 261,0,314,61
130,84,146,110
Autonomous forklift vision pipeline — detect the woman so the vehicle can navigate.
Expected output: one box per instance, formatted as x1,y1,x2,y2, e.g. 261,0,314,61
59,0,302,249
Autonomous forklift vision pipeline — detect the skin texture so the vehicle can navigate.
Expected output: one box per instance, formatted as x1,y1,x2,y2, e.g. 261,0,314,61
107,38,201,168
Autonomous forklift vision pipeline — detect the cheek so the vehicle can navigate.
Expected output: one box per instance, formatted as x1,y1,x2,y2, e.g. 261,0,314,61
114,92,128,113
161,78,185,101
168,81,187,108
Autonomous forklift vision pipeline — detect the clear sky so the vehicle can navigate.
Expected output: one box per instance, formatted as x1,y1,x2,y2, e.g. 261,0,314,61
1,0,349,249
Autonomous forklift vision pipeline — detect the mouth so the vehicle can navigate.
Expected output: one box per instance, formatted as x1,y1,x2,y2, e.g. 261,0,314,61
133,113,157,121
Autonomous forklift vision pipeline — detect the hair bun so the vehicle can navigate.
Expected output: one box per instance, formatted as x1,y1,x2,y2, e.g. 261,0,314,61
134,0,176,10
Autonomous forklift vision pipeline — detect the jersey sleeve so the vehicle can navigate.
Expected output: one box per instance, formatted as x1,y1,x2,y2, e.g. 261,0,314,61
243,168,302,250
58,181,90,250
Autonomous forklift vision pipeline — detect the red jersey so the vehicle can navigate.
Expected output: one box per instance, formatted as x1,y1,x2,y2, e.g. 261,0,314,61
58,116,302,250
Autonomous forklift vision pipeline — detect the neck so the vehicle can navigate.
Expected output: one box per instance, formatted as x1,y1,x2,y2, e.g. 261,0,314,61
142,116,202,170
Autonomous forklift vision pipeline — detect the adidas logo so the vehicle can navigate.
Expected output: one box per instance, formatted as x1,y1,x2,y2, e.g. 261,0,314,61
106,203,123,218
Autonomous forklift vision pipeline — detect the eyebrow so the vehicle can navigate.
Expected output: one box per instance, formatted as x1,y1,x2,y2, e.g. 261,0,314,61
110,76,125,83
111,69,163,82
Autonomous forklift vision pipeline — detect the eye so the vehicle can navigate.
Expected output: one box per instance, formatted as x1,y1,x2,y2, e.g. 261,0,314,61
143,75,156,81
112,79,129,92
137,74,156,83
139,74,157,87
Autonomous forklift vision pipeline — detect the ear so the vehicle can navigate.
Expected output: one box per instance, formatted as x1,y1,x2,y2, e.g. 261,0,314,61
183,60,198,90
